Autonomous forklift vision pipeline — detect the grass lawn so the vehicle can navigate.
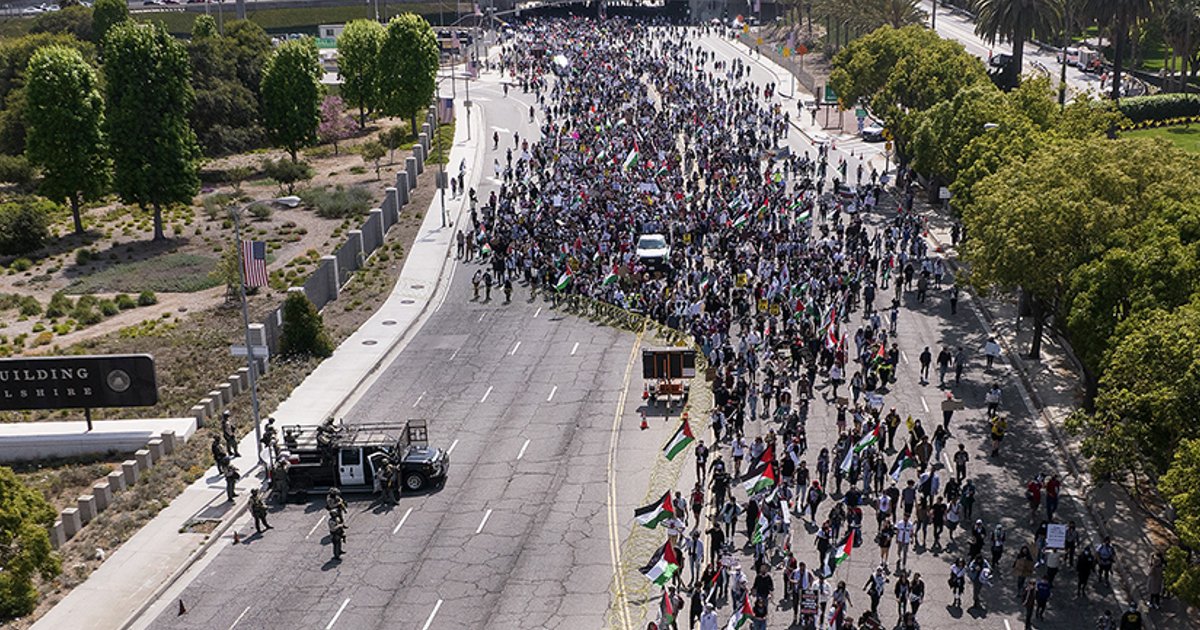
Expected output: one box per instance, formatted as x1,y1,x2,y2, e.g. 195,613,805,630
65,252,220,294
1124,125,1200,154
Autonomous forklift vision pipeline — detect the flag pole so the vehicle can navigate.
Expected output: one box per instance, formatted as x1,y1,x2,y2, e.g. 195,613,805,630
231,204,265,471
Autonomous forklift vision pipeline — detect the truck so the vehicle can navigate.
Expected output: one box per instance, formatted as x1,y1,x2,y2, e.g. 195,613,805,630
281,418,449,496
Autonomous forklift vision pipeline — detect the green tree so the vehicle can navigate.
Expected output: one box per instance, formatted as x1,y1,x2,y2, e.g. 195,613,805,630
0,197,53,255
191,14,218,39
0,33,96,155
24,45,109,235
91,0,128,47
0,467,60,620
961,137,1189,359
378,14,439,134
30,4,93,42
223,20,273,95
188,29,265,156
280,290,333,358
211,240,240,301
379,125,407,163
260,157,313,195
338,19,385,128
360,140,385,179
973,0,1064,88
104,22,201,241
1083,0,1155,100
1161,439,1200,606
260,38,322,162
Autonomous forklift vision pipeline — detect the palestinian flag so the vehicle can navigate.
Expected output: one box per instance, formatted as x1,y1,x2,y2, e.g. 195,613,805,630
796,208,812,222
840,423,881,472
640,542,680,586
870,342,887,367
634,491,674,528
555,266,573,292
699,274,712,294
622,144,640,171
663,419,695,461
661,589,676,625
481,242,492,257
758,443,775,465
751,511,770,545
732,213,750,229
741,461,777,494
889,446,917,480
603,265,619,286
821,533,854,577
726,591,753,629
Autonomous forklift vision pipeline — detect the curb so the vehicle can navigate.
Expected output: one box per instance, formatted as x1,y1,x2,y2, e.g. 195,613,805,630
118,486,256,630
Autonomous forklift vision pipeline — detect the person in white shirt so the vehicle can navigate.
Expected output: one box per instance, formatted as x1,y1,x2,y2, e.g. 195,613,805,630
698,603,719,630
894,517,914,571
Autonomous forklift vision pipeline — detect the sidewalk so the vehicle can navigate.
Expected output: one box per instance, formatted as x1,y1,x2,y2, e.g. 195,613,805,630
921,206,1197,629
31,88,488,630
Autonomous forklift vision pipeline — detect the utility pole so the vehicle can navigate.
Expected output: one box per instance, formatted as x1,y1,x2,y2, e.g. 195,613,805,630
930,0,936,31
230,205,265,469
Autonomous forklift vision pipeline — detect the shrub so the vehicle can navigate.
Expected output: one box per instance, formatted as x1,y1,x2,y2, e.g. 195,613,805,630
74,248,94,266
0,197,54,256
10,258,32,272
0,154,34,186
18,296,40,317
33,331,53,345
249,202,273,221
45,291,73,318
298,185,373,219
260,158,315,195
137,290,157,306
1118,93,1200,124
0,467,59,618
99,299,119,316
280,290,333,358
115,293,136,310
202,193,236,221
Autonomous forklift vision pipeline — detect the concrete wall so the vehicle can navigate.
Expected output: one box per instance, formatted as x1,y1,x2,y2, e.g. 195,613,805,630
0,418,197,464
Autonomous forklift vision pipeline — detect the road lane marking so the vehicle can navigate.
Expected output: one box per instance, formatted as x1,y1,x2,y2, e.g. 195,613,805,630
421,600,444,630
510,341,521,355
325,598,350,630
901,351,909,364
476,508,494,534
944,452,953,469
393,507,413,535
571,342,579,356
447,439,460,455
547,385,557,402
607,326,646,630
478,313,486,323
305,514,326,540
413,391,426,408
228,605,251,630
517,439,530,460
1004,621,1012,630
921,397,929,413
534,307,542,318
480,385,493,403
449,347,460,361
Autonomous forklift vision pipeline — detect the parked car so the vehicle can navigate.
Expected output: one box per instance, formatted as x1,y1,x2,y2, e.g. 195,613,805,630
861,124,886,142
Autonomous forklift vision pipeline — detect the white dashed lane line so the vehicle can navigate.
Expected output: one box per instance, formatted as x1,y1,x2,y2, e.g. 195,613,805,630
392,507,413,535
480,386,493,403
421,600,444,630
476,508,494,534
547,385,557,402
325,598,350,630
510,341,521,355
571,342,579,356
517,439,530,460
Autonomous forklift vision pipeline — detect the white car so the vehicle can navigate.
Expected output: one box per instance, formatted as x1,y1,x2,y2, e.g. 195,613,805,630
636,233,670,269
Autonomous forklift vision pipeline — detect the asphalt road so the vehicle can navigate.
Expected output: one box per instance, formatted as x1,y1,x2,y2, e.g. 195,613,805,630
146,72,644,630
636,30,1128,630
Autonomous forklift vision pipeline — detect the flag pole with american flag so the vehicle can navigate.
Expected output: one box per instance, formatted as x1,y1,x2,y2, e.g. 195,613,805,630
232,203,267,465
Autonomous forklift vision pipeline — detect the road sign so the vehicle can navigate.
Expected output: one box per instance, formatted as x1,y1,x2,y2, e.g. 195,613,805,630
885,140,894,152
230,345,270,358
822,85,838,104
0,354,158,411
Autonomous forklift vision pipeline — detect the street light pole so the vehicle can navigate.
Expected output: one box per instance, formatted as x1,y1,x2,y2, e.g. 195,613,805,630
230,205,265,469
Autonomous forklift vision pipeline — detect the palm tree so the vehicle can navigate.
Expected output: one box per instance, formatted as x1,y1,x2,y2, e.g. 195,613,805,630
1160,0,1200,92
1083,0,1156,100
883,0,926,28
973,0,1064,88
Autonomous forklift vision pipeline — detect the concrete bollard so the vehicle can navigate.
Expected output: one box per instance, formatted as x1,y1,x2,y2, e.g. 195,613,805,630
122,460,139,487
396,172,411,202
384,188,399,227
135,448,153,471
61,507,82,540
92,481,113,512
322,255,340,297
208,390,224,412
414,144,426,174
160,430,177,455
406,157,418,189
369,208,386,244
147,438,165,462
49,520,66,549
190,404,208,427
199,397,215,418
227,374,243,396
235,367,250,390
77,495,97,524
218,383,233,405
420,124,431,148
107,470,127,493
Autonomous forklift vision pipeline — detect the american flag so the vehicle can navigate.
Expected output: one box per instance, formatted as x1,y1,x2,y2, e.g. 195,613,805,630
240,240,268,288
